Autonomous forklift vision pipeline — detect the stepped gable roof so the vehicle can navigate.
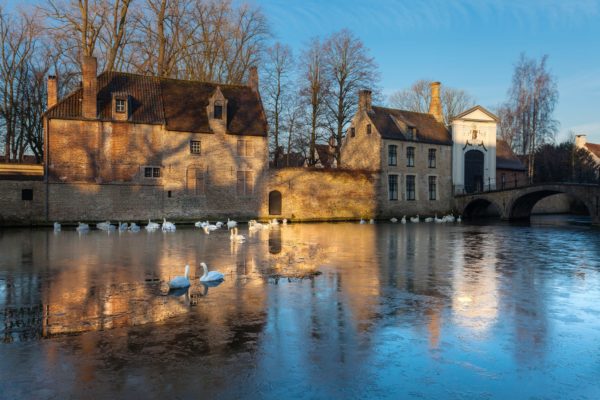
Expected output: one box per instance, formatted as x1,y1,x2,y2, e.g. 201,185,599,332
584,142,600,159
46,72,267,136
369,106,452,145
496,139,526,171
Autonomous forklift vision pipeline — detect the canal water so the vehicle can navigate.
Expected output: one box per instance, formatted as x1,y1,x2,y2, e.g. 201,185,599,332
1,217,599,399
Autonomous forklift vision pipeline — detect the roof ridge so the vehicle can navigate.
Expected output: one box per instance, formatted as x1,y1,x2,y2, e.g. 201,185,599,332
372,105,434,118
100,70,251,88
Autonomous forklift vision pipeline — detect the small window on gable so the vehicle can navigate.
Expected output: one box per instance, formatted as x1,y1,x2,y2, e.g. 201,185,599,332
190,140,201,155
214,102,223,119
350,127,355,138
115,98,126,113
366,124,372,134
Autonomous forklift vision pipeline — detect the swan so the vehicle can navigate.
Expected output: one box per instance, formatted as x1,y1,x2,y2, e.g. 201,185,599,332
194,221,205,228
390,217,398,223
401,215,406,224
53,222,61,231
410,215,420,223
76,222,89,232
457,215,462,223
215,221,224,228
202,225,210,235
169,264,191,289
230,227,246,243
227,218,237,230
129,222,141,232
200,262,224,282
282,219,288,225
359,219,366,224
434,214,444,223
369,219,375,224
443,214,455,223
97,221,116,231
424,216,433,222
145,219,160,231
271,218,279,225
162,218,176,232
118,221,128,231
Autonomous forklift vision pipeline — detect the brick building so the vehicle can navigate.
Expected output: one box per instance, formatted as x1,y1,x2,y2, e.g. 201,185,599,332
43,56,268,220
341,85,454,217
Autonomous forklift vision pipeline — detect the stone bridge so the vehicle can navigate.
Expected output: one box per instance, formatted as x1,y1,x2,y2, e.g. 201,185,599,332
454,183,600,226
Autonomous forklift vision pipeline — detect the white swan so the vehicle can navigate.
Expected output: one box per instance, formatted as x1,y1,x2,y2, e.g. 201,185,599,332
202,225,210,235
145,219,160,231
129,222,141,232
457,215,462,223
53,222,61,231
390,217,398,223
282,219,288,225
76,222,89,232
271,218,279,225
227,218,237,230
97,221,116,231
162,218,176,232
169,265,191,289
424,216,433,223
230,227,246,243
369,219,375,224
401,215,406,224
359,219,366,224
200,262,224,282
215,221,224,228
434,214,444,223
410,215,420,223
118,221,128,231
194,221,205,228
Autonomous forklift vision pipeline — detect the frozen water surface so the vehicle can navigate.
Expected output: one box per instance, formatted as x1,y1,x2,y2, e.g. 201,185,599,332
1,216,600,399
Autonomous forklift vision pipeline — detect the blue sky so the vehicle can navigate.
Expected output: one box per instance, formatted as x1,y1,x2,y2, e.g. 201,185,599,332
256,0,600,143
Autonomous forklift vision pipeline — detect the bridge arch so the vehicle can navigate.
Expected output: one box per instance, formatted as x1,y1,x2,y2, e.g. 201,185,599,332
506,185,594,221
462,197,503,219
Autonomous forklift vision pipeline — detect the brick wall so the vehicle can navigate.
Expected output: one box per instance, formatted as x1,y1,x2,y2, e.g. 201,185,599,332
261,168,378,221
0,181,46,225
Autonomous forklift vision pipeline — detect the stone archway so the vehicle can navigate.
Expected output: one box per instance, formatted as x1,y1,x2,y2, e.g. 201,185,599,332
268,190,282,215
507,188,593,221
463,198,502,219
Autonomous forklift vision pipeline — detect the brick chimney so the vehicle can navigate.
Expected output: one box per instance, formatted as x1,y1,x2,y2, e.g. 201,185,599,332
428,81,443,124
575,134,587,148
47,75,58,109
358,89,372,113
82,56,97,119
248,66,259,92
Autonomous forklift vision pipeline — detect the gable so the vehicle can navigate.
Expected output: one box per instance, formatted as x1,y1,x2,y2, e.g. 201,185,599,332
452,106,498,122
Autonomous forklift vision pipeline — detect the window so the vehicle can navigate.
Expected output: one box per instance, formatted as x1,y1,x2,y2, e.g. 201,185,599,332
428,176,437,200
366,124,372,134
388,145,397,166
350,127,355,138
406,175,415,201
237,140,254,157
388,175,398,200
472,129,478,140
237,171,254,195
115,98,126,113
406,146,415,167
21,189,33,201
407,127,417,140
428,149,436,168
190,140,201,155
214,102,223,119
501,173,506,189
144,166,161,178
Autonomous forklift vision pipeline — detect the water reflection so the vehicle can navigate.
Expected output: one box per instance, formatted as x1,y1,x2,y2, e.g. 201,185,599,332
1,220,600,398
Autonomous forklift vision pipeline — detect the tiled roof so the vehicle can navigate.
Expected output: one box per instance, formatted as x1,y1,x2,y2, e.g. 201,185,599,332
369,106,452,145
585,142,600,159
496,139,526,171
46,72,267,136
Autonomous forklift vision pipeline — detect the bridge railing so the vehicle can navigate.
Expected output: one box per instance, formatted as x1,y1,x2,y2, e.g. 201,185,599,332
454,176,600,196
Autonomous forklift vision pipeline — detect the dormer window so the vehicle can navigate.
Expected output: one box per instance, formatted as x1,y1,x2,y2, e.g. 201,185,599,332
214,102,223,119
115,98,126,113
407,127,417,140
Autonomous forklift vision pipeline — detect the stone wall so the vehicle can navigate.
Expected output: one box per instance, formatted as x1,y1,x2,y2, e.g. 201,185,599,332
260,168,378,221
0,181,46,225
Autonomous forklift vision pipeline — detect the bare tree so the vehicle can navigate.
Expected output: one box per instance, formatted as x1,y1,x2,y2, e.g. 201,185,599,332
0,8,39,161
498,54,559,180
322,29,378,165
100,0,133,71
389,79,475,125
262,42,293,163
299,38,328,166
